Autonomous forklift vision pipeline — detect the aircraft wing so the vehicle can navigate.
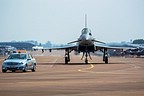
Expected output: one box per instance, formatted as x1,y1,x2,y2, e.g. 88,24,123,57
47,44,77,51
95,44,135,50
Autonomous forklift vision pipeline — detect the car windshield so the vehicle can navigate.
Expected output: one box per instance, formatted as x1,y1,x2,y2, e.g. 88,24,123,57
7,54,26,59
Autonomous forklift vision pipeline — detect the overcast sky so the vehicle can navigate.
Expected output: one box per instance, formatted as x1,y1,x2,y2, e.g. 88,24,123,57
0,0,144,44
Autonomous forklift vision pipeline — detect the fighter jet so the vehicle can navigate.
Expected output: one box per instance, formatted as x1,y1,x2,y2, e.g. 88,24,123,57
49,15,123,64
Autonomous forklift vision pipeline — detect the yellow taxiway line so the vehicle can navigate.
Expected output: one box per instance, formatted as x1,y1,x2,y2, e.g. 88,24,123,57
78,61,94,72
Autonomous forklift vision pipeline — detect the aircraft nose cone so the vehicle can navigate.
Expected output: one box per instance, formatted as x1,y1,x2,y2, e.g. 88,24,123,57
84,35,89,41
86,36,90,40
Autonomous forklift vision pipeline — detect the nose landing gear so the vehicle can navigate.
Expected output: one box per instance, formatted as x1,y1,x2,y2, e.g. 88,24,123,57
81,52,92,64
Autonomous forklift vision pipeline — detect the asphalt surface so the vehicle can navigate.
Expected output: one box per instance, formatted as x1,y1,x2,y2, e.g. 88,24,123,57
0,51,144,96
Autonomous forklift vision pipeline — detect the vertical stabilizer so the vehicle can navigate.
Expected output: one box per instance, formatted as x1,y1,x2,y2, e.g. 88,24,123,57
85,14,87,28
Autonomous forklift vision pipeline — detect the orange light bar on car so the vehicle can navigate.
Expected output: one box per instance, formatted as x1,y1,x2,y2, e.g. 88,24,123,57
17,50,27,53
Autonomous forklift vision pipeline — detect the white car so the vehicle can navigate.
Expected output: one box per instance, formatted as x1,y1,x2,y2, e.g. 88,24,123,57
2,52,36,73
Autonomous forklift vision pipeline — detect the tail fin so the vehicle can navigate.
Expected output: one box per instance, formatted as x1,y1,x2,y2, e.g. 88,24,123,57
85,14,87,28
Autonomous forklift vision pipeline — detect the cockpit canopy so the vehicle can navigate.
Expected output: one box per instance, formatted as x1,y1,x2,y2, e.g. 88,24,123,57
81,28,92,35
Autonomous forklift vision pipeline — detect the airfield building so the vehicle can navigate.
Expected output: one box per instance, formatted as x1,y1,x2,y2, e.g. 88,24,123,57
0,42,35,50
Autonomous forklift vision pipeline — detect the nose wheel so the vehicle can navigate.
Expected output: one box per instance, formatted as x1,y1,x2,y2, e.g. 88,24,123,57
81,52,89,64
85,58,88,64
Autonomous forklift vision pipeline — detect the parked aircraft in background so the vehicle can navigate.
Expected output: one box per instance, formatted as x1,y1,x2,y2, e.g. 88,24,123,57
32,46,44,50
105,43,144,56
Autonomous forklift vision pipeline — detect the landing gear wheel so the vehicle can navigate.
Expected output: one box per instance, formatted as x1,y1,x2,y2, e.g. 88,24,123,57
12,70,16,72
103,48,108,64
105,57,108,64
85,59,88,64
2,70,7,73
65,57,68,64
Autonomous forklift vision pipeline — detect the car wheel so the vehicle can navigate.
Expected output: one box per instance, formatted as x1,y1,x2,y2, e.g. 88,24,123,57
12,70,16,72
23,65,28,72
31,65,36,72
2,70,7,73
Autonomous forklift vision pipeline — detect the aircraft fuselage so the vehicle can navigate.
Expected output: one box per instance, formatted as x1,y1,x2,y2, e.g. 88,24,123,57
77,28,95,52
78,28,94,46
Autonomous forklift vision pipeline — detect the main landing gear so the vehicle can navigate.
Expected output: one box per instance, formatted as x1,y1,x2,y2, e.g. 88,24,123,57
65,49,70,64
103,48,108,64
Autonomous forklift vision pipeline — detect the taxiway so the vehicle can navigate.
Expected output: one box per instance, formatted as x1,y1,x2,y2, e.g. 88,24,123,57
0,51,144,96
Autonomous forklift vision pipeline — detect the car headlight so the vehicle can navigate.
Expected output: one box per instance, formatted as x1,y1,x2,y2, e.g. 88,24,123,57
2,62,7,66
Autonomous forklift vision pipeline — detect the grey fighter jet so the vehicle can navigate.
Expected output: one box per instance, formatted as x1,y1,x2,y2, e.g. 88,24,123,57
49,15,122,64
